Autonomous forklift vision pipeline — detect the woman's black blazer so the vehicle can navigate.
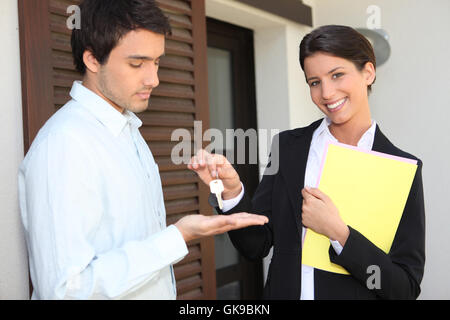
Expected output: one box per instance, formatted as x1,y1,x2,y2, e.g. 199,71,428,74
219,119,425,300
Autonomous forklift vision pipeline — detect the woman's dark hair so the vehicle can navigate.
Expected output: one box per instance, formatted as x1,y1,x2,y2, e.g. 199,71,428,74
71,0,171,75
299,25,376,93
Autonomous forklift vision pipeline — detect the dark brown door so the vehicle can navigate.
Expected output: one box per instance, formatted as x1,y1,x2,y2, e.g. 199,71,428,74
207,18,263,299
19,0,216,300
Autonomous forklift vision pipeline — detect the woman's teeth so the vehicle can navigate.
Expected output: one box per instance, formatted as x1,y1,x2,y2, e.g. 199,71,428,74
327,98,347,110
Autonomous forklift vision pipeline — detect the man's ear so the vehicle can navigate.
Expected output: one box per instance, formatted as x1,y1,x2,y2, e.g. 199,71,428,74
83,50,100,73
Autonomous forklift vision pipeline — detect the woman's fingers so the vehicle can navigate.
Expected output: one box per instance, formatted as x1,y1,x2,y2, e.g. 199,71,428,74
188,150,213,183
188,149,237,184
188,150,242,199
306,187,329,202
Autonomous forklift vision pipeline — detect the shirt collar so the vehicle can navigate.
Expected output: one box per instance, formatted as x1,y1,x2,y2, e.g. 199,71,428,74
70,81,142,136
123,110,143,130
315,117,378,149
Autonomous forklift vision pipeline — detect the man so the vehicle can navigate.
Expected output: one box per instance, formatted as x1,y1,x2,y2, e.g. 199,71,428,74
18,0,267,300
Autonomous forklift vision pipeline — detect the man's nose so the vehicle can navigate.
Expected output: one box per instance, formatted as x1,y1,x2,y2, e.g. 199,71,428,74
143,65,160,88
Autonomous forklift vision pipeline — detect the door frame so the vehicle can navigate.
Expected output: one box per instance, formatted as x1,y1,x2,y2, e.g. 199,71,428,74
207,17,263,299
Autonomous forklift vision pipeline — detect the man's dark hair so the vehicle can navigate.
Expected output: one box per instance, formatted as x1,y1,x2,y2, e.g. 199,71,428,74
71,0,171,75
299,25,376,94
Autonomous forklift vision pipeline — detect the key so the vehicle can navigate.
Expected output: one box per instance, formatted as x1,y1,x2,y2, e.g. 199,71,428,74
209,179,224,210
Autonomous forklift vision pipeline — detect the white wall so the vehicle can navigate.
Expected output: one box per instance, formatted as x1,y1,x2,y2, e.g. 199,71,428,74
0,0,29,299
307,0,450,299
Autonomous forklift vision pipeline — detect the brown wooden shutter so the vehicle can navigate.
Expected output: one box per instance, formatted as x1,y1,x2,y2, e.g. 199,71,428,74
19,0,215,299
153,0,215,300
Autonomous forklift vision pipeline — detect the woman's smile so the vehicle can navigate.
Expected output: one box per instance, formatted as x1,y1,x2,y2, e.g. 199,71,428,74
325,97,347,113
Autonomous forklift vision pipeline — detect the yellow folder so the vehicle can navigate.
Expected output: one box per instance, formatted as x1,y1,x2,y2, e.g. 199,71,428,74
302,142,418,275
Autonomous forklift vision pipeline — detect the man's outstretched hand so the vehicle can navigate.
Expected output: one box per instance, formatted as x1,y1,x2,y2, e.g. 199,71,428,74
174,213,269,243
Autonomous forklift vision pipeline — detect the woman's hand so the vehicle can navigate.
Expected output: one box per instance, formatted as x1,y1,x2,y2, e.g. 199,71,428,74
188,149,242,200
301,187,350,246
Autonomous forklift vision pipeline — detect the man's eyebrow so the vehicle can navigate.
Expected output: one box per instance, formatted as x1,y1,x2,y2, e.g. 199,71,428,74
127,53,165,60
306,66,344,82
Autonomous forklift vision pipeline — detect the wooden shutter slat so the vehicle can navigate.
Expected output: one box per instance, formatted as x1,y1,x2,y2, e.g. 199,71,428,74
52,50,76,71
149,97,195,113
139,111,195,128
140,126,193,142
163,183,199,201
49,0,81,13
160,170,198,186
177,289,203,300
163,184,199,201
49,0,72,16
166,28,193,44
155,156,191,172
147,142,179,157
180,244,202,264
156,0,192,16
166,12,193,30
141,127,183,141
174,260,202,279
165,198,199,215
160,55,194,71
54,86,71,106
53,69,80,88
164,190,199,202
160,170,198,185
176,274,203,295
158,68,195,85
50,20,73,36
152,83,195,99
51,32,72,53
165,39,194,58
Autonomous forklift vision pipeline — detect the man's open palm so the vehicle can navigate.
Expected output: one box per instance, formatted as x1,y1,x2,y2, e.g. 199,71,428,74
174,213,269,242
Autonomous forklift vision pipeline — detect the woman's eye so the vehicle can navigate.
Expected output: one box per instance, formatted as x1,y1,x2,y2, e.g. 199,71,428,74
332,73,343,79
310,81,319,87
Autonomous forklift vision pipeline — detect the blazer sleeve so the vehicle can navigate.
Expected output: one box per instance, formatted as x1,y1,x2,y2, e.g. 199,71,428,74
215,138,281,260
218,190,273,261
329,159,426,299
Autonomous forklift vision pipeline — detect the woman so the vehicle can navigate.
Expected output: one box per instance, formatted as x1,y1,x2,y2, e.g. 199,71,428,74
189,25,425,300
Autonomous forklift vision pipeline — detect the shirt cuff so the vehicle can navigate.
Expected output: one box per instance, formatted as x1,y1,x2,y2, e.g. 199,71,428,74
330,239,344,255
221,183,245,213
165,225,189,264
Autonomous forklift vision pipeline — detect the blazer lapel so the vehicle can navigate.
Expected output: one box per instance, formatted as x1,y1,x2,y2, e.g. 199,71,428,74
279,119,322,238
371,124,396,154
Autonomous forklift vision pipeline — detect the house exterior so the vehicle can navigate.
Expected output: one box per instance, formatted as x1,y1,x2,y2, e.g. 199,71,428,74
1,0,449,300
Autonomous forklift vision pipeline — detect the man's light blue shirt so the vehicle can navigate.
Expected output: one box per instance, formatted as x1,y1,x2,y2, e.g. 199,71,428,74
18,81,188,299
